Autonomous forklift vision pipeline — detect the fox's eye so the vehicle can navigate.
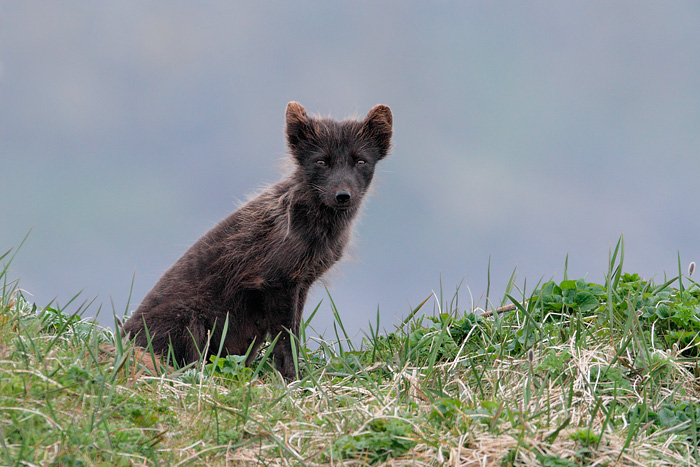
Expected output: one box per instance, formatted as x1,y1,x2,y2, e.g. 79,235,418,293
356,160,366,167
315,160,327,167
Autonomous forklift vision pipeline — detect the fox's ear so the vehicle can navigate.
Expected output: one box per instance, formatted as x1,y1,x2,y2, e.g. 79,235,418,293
286,101,312,149
361,105,393,159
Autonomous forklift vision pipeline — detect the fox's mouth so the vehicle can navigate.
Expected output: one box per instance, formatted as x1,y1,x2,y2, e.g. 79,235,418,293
328,201,355,212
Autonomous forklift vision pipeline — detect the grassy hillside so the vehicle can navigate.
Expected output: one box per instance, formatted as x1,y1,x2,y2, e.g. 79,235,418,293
2,238,700,466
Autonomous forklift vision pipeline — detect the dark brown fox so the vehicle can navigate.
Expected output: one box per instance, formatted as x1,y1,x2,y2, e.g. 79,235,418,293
122,102,392,379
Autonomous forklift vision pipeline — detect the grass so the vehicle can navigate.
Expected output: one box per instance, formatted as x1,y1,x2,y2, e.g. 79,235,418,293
1,236,700,466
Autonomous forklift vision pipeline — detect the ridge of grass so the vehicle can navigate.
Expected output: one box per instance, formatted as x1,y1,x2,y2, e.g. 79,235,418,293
1,237,700,466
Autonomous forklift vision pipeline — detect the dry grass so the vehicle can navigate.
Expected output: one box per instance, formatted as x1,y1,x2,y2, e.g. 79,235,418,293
2,240,700,465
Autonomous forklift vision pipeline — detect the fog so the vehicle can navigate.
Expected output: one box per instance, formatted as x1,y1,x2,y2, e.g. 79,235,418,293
2,3,699,340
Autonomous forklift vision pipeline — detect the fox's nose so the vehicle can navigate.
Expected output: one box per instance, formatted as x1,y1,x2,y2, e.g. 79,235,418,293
335,190,351,204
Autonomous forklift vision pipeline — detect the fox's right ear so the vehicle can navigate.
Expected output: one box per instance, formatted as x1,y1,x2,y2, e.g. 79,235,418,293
286,102,312,150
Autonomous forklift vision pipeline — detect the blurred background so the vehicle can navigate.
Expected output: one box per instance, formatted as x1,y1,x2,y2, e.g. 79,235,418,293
1,3,699,339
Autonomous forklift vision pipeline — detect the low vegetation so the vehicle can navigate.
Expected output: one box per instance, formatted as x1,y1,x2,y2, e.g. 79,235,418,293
1,238,700,466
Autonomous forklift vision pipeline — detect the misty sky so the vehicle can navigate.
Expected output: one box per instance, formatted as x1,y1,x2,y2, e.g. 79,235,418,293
2,3,699,339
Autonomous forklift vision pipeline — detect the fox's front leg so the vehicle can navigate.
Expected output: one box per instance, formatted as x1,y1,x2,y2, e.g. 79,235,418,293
269,285,303,380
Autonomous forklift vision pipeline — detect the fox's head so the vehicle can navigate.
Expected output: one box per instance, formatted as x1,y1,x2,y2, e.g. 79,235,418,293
285,102,392,211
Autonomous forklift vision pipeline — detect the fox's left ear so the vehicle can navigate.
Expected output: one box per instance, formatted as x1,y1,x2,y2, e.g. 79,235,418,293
361,105,393,159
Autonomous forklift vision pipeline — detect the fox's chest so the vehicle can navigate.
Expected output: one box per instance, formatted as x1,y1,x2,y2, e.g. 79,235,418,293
281,225,349,282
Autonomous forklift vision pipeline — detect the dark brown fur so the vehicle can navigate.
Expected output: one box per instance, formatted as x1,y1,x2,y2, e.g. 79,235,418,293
122,102,392,379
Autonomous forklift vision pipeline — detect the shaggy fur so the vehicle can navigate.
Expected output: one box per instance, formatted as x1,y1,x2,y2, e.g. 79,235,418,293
122,102,392,379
